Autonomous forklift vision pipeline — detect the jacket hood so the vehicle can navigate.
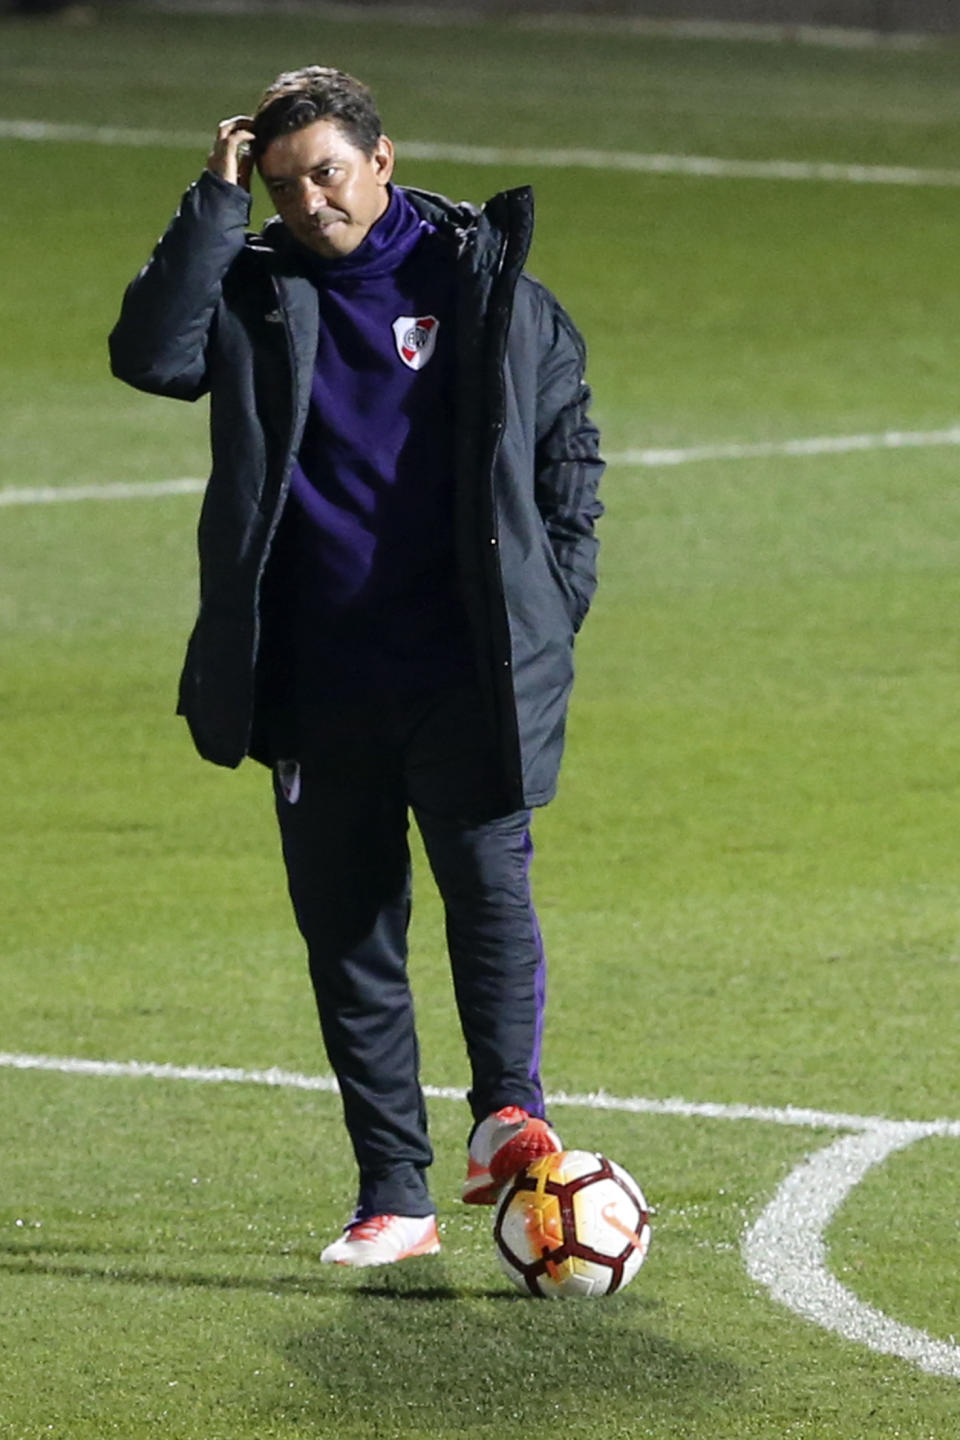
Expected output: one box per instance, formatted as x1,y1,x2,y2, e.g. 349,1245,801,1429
406,183,535,275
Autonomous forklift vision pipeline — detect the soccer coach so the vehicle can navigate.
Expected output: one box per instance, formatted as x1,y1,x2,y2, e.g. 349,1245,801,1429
110,66,604,1267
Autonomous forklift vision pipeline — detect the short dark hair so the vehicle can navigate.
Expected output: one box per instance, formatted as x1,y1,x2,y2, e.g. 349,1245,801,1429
251,67,383,161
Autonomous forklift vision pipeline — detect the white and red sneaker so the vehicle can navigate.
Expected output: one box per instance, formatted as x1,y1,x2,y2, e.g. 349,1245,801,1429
462,1105,562,1205
320,1213,441,1267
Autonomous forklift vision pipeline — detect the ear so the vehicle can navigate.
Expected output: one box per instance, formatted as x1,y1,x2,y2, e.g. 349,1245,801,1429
372,134,395,186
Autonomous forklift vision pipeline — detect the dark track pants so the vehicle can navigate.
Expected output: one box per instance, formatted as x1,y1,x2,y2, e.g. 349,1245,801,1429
272,688,548,1218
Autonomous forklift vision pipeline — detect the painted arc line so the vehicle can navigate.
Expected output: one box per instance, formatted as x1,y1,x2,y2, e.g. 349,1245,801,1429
3,118,960,190
743,1125,960,1380
4,425,960,510
3,1050,960,1137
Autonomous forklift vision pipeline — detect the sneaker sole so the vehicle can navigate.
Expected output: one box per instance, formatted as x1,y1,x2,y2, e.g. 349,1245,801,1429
322,1223,441,1266
330,1236,442,1267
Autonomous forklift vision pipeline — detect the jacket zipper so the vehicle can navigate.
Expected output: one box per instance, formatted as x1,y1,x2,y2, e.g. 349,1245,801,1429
479,223,525,805
242,274,305,752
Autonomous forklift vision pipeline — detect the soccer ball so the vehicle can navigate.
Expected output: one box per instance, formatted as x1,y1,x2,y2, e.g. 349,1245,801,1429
493,1150,651,1299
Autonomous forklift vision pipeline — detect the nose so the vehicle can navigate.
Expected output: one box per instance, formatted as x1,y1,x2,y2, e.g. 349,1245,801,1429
301,177,327,214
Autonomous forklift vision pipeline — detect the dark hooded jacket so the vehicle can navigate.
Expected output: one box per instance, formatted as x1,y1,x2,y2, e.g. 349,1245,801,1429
109,170,604,811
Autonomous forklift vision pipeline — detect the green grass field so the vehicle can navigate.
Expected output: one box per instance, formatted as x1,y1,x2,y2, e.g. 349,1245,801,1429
2,6,960,1437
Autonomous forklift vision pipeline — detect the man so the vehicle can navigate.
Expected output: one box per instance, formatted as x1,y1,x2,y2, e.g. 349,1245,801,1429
110,67,604,1267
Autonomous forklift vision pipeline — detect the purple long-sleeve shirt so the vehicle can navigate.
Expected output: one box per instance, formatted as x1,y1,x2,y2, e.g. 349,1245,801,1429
259,186,473,715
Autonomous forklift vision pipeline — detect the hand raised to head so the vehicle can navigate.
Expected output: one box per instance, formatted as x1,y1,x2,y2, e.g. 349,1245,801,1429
207,116,256,190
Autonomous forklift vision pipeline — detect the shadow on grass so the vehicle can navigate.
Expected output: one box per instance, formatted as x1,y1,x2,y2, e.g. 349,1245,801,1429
355,1267,660,1309
276,1258,741,1433
0,1243,520,1303
0,1243,741,1432
0,1252,326,1297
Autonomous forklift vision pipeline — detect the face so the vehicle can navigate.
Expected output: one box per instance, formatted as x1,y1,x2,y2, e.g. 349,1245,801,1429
258,118,394,259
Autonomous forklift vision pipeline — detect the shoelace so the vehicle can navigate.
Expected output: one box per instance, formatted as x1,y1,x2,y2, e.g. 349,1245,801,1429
346,1215,397,1242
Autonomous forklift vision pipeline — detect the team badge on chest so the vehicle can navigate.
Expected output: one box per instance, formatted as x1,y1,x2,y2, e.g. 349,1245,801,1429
392,314,440,370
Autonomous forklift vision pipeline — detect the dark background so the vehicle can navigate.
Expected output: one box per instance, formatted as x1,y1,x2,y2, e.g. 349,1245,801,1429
5,0,960,38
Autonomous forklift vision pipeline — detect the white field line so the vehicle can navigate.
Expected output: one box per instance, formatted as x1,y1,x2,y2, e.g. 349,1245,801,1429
612,425,960,468
133,2,934,51
744,1125,960,1380
3,424,960,510
514,16,931,52
0,478,204,507
4,1048,960,1138
3,118,960,190
4,1046,959,1379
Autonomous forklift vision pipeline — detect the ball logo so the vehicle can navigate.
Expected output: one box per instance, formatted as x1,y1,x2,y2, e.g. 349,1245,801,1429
276,759,301,805
601,1201,648,1255
392,314,439,370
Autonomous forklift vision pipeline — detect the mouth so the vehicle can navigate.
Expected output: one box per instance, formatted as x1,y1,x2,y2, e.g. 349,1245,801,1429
307,211,346,232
